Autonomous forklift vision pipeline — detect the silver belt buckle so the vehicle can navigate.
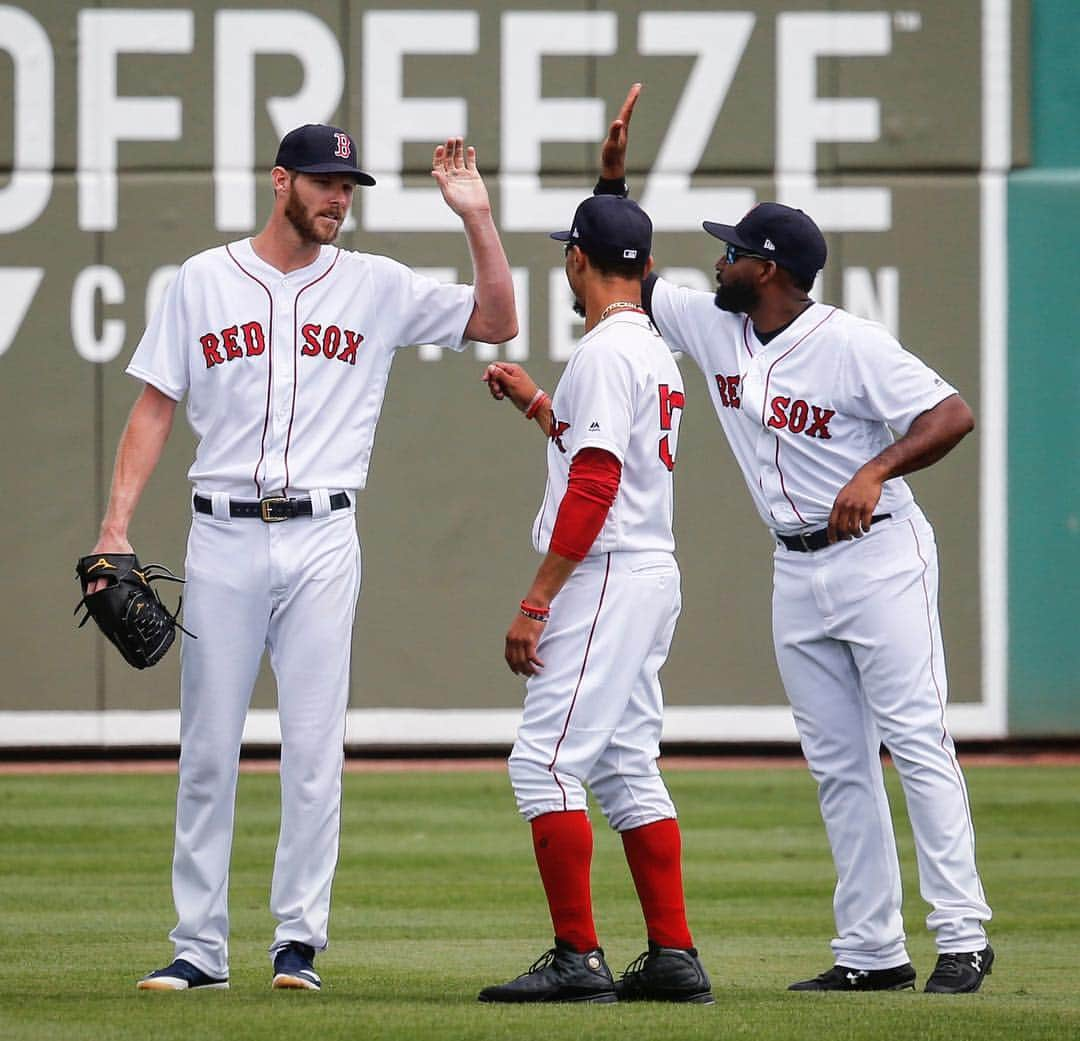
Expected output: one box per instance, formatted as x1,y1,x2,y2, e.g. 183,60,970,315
259,496,290,522
798,532,812,552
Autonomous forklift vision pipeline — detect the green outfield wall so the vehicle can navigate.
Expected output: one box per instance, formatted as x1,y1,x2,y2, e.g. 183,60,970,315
1,0,1071,747
1006,0,1080,735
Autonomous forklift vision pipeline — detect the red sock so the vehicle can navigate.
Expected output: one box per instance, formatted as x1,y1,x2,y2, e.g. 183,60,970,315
530,810,598,952
621,818,694,949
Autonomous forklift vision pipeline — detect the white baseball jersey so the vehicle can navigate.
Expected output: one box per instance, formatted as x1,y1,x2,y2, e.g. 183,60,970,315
649,280,956,534
649,275,990,965
532,311,685,556
127,238,475,495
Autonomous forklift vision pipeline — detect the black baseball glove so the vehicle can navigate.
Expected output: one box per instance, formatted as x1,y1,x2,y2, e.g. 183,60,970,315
74,553,195,669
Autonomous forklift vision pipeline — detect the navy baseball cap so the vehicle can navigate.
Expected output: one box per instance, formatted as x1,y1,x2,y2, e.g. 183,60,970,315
274,124,376,185
551,195,652,264
703,203,826,284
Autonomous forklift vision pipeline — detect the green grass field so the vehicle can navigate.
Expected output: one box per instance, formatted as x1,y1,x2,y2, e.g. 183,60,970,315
0,763,1076,1040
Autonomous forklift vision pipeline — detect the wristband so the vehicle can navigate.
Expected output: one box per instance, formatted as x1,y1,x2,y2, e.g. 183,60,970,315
519,600,550,622
524,389,550,421
594,176,629,198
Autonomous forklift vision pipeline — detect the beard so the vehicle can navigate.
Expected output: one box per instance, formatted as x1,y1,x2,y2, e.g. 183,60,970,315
284,191,342,246
713,278,760,315
571,296,586,319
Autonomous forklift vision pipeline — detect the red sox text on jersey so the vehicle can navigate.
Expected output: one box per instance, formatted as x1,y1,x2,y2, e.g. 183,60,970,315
713,372,835,439
199,322,365,368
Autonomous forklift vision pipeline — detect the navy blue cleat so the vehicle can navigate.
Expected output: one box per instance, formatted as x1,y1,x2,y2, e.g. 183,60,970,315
137,958,229,991
272,941,322,990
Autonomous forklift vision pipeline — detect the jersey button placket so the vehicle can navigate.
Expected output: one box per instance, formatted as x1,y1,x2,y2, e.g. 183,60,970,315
266,281,294,491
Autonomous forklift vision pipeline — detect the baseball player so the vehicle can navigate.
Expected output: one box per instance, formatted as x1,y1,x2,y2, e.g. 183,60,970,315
593,85,994,994
477,194,713,1005
87,124,516,991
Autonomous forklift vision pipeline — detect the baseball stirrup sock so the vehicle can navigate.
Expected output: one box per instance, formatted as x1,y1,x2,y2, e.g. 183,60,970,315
621,818,694,950
530,810,598,953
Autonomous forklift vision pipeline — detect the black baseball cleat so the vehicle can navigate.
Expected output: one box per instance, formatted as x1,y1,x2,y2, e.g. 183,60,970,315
615,942,716,1004
272,941,321,990
137,958,229,991
788,962,916,991
477,939,617,1003
925,944,994,993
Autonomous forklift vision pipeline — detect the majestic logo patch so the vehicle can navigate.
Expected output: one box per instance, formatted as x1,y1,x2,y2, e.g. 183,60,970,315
333,132,351,159
589,421,601,431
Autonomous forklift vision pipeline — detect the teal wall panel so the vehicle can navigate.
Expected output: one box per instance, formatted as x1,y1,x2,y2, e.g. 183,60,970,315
1007,171,1080,733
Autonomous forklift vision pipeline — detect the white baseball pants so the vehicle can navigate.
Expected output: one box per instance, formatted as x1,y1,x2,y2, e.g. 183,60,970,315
772,506,991,969
168,493,361,979
509,551,681,832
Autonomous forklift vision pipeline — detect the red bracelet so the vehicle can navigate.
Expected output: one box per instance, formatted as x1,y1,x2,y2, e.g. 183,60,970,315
524,390,549,420
519,600,550,622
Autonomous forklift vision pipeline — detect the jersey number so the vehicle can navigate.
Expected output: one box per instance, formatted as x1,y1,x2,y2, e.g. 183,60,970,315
658,384,685,472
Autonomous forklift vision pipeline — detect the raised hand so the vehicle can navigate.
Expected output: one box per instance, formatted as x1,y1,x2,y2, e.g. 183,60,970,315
431,137,491,218
601,82,642,180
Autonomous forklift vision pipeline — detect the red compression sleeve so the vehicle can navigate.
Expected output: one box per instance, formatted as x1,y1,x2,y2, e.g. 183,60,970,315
549,448,622,562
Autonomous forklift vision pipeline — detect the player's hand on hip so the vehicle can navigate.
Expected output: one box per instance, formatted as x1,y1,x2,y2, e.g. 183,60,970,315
482,362,538,411
505,615,545,675
431,138,491,218
600,82,641,180
827,468,884,543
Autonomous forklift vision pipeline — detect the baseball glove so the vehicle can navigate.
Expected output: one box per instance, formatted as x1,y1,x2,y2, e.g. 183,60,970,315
74,553,194,669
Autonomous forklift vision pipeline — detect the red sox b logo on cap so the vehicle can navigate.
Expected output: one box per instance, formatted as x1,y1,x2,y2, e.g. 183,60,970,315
333,132,351,159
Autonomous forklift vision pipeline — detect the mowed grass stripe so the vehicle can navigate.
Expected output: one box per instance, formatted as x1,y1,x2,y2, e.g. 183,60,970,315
0,766,1076,1041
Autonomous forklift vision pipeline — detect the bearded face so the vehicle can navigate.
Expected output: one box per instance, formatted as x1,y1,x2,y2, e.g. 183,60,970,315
283,174,350,246
713,275,762,315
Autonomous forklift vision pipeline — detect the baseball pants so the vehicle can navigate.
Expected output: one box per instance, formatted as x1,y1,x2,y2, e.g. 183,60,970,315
771,506,991,969
509,551,681,832
168,491,362,979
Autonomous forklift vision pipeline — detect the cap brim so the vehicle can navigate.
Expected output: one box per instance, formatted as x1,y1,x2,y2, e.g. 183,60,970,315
549,230,572,242
702,220,750,248
292,162,376,186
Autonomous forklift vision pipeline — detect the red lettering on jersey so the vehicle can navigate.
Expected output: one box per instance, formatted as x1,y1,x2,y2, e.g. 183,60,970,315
805,406,836,439
788,398,809,433
200,332,224,368
338,330,364,365
322,325,341,359
301,323,321,356
768,395,791,429
241,321,265,356
549,416,571,454
767,397,836,439
221,325,242,360
713,374,741,409
658,383,685,472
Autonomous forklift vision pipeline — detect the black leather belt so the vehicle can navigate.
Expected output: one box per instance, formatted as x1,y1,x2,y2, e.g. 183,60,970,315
193,492,351,523
777,514,892,552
